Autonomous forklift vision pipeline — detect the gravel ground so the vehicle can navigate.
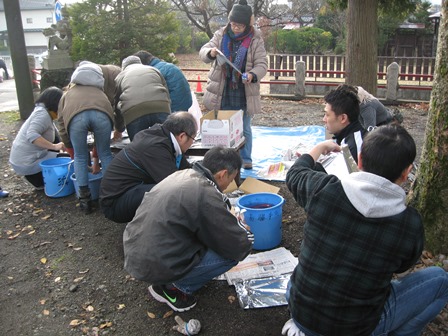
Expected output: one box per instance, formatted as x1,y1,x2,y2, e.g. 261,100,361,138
1,94,447,336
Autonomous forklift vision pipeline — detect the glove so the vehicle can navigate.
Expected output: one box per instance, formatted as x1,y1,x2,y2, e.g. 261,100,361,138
172,315,201,335
65,147,74,159
282,319,305,336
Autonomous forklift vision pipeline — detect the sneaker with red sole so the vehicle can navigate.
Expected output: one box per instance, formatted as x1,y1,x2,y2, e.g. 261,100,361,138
149,284,197,312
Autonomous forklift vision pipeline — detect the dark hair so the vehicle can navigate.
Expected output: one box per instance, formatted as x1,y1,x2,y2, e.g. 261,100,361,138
202,146,242,176
163,112,197,138
133,50,154,65
324,85,360,122
35,86,63,112
361,125,416,182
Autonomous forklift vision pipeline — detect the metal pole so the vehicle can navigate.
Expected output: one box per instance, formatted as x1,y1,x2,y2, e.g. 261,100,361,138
4,0,35,119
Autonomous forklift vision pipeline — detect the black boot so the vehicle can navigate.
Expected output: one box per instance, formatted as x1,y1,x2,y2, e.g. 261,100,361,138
79,186,92,215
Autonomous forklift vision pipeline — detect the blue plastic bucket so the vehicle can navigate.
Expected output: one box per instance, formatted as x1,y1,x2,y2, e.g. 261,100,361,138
39,157,75,198
236,193,285,250
71,171,103,200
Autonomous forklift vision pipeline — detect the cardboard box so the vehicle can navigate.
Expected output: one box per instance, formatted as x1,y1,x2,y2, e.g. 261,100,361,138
201,110,244,148
224,177,280,194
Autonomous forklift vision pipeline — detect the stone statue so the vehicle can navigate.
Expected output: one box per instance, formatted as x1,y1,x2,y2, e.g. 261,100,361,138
42,6,72,55
41,5,73,70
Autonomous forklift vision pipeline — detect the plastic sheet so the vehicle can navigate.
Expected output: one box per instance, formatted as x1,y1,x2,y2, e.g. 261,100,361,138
241,125,326,181
234,274,291,309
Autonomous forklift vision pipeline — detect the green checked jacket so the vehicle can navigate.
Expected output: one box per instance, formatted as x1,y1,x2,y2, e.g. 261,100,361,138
285,154,424,336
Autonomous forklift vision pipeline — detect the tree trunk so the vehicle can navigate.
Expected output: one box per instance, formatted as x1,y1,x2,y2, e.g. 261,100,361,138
409,1,448,254
345,0,378,95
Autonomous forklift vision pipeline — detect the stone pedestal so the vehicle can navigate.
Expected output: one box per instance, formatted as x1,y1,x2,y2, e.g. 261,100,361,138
42,50,73,70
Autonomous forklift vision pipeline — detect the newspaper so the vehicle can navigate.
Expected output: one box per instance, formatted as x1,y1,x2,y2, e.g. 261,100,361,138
319,145,359,179
224,247,298,285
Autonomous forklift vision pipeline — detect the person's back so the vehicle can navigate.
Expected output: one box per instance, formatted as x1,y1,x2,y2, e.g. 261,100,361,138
356,86,393,129
124,146,253,312
99,124,182,201
114,56,171,140
283,125,447,336
57,61,115,214
99,112,197,223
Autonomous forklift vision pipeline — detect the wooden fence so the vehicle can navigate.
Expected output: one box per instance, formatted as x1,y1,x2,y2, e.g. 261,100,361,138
268,54,435,83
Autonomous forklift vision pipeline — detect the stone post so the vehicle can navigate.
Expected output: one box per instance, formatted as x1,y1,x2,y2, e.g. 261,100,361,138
28,55,41,100
295,61,306,99
386,62,399,101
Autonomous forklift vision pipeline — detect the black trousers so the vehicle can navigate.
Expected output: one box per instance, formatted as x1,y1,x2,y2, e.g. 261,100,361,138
100,183,155,223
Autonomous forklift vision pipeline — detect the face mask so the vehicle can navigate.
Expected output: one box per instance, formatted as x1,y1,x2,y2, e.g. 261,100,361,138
49,110,58,120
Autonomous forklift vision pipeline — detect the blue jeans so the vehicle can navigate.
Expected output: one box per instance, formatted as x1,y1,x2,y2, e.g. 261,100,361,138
173,249,238,294
286,267,448,336
240,110,252,164
126,113,168,141
69,110,113,187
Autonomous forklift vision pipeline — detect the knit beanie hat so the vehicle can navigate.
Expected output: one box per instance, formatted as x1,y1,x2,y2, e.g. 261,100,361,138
71,61,104,90
228,0,252,26
122,56,141,70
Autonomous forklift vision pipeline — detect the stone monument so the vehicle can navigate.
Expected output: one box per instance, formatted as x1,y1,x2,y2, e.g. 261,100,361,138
41,6,74,70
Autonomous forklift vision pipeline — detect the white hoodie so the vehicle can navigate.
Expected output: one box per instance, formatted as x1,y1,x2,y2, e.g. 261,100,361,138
340,172,407,218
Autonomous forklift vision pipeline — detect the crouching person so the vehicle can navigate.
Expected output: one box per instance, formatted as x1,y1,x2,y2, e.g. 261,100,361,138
282,125,448,336
123,147,254,311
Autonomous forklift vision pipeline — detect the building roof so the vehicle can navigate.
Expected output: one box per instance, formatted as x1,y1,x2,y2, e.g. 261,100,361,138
0,0,54,11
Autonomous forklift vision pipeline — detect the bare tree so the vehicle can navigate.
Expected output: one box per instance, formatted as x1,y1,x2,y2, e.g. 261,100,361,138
345,0,378,94
170,0,325,38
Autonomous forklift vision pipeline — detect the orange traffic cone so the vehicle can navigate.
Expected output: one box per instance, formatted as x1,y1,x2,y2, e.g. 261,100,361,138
196,75,202,93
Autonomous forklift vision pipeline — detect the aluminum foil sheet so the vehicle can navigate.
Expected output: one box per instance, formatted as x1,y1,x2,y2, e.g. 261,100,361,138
234,274,291,309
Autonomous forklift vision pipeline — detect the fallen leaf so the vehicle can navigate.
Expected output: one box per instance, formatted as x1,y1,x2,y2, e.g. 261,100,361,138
163,310,173,319
8,232,21,240
54,277,61,283
228,295,236,304
6,230,13,235
69,319,82,327
79,269,89,274
42,214,52,220
67,243,74,248
43,309,50,316
7,276,13,280
73,277,84,283
86,305,94,312
117,304,125,310
147,311,156,319
40,299,46,305
40,258,47,264
27,230,36,235
73,247,83,251
99,321,112,329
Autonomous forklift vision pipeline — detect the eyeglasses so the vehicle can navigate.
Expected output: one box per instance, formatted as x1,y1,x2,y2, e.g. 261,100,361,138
230,22,246,30
185,132,196,141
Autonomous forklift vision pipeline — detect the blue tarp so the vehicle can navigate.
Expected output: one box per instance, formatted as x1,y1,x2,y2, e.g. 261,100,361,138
241,125,326,181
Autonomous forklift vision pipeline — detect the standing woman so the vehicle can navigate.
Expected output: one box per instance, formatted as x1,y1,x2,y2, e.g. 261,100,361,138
199,0,267,170
58,61,114,214
9,87,65,189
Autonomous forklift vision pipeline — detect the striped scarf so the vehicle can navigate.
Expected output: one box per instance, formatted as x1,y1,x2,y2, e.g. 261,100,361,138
222,26,254,89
